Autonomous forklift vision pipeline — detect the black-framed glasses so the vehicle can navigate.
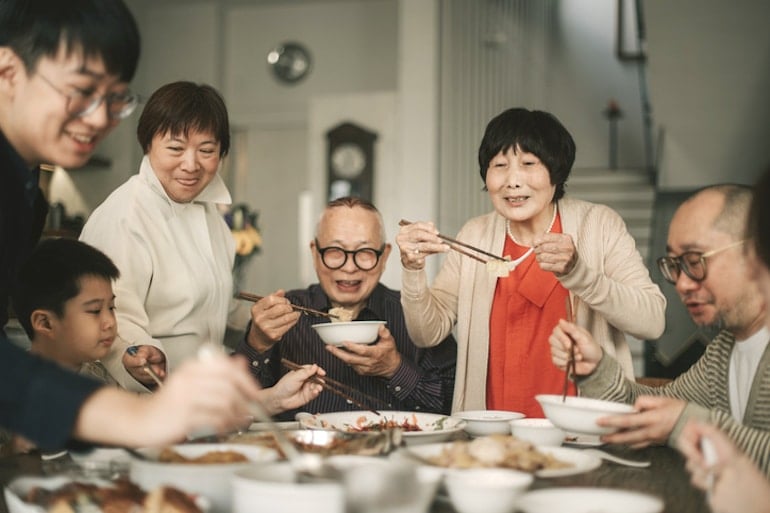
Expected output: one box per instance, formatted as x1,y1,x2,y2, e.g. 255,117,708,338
37,73,139,121
656,240,746,284
314,239,385,271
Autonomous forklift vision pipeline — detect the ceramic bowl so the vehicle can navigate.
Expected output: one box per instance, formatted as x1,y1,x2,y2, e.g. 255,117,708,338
453,410,525,437
129,443,277,513
510,418,565,447
232,462,345,513
311,320,386,346
536,395,635,436
444,468,533,513
516,487,663,513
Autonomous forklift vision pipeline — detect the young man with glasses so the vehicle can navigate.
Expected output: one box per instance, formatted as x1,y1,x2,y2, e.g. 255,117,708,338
237,196,457,417
0,0,270,451
549,184,770,473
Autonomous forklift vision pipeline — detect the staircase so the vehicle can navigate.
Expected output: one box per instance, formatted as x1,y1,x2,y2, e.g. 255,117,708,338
566,167,657,376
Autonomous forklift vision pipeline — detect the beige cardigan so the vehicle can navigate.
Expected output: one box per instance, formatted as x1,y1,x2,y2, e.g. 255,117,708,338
401,197,666,413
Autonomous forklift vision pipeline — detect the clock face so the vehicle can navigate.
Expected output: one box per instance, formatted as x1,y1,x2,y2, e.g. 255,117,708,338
331,143,367,179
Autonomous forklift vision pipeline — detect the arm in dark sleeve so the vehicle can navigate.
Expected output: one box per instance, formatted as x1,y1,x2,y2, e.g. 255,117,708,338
234,320,284,388
387,334,457,415
0,337,102,451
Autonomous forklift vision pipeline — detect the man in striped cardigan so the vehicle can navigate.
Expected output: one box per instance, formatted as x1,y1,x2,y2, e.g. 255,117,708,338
550,184,770,475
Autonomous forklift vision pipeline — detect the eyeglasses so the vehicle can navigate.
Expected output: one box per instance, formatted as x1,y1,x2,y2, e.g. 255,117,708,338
314,239,385,271
37,73,139,121
656,240,746,284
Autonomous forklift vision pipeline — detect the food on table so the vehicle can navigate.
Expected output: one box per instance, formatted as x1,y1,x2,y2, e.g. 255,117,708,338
323,413,424,432
426,434,572,472
329,307,355,322
24,479,203,513
158,447,248,464
225,430,390,457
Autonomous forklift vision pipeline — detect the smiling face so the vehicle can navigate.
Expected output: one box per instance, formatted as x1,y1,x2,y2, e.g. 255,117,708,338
32,275,117,369
0,44,129,169
147,129,221,203
485,145,556,232
666,191,764,338
312,205,391,317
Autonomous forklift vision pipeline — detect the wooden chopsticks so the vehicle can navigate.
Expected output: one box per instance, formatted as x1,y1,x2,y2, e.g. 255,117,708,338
281,358,386,415
236,291,339,320
562,296,575,402
399,219,507,263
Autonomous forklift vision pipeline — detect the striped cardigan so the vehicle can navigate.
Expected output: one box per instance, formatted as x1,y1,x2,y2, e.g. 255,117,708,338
579,330,770,476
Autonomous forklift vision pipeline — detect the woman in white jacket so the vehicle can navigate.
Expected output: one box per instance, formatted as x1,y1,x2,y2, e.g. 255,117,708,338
397,108,665,416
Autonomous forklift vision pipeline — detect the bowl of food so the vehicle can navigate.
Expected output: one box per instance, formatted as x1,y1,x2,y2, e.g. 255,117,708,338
453,410,525,437
444,468,533,513
129,443,277,512
536,395,635,436
510,418,565,447
297,410,466,445
311,320,386,346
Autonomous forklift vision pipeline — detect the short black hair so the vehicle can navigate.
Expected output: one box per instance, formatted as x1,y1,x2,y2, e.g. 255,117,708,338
477,108,576,201
12,238,120,339
137,81,231,157
0,0,141,81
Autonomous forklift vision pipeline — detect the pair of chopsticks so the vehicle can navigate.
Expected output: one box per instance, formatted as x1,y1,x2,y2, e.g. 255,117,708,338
236,291,340,320
399,219,507,263
562,296,576,402
281,358,386,415
125,345,164,388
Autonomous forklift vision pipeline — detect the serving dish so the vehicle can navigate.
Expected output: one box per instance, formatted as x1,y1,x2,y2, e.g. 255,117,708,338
536,394,636,435
129,443,277,513
297,410,465,445
394,440,602,478
225,428,400,456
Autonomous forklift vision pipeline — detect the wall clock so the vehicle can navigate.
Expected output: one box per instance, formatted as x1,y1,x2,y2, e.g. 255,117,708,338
326,122,378,201
267,41,312,84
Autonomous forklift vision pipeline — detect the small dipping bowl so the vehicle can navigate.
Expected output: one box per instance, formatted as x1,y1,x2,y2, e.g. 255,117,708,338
444,468,533,513
453,410,525,437
510,418,565,447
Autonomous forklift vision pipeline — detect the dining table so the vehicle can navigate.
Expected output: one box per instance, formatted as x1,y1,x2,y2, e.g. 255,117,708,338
0,443,709,513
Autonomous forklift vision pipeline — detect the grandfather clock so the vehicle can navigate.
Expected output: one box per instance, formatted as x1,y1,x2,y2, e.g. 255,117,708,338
326,122,377,202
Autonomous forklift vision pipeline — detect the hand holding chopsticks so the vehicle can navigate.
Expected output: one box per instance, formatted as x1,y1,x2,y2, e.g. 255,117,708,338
282,358,386,415
237,291,339,320
125,345,164,388
398,219,507,264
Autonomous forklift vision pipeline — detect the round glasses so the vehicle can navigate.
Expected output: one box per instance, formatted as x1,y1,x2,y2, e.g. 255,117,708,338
38,73,139,121
314,239,385,271
656,240,745,284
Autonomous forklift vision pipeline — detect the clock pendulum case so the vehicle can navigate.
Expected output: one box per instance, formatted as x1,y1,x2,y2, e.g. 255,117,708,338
326,122,378,202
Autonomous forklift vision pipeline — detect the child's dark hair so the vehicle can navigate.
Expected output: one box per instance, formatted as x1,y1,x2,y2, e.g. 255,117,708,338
12,239,120,339
0,0,140,82
477,108,576,201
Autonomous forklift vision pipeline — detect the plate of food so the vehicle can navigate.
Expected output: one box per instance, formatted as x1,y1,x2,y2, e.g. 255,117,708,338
394,434,602,478
297,410,466,445
225,428,400,457
4,475,208,513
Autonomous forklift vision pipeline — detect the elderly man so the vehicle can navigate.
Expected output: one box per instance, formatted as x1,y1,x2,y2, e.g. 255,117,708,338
550,184,770,473
237,196,457,416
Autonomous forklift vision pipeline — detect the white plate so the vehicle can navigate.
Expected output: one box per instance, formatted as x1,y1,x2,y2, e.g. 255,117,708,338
4,475,210,513
248,420,300,431
517,487,663,513
297,410,466,445
394,442,602,478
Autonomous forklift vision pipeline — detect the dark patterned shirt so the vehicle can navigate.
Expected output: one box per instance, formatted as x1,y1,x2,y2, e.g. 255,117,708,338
236,283,456,419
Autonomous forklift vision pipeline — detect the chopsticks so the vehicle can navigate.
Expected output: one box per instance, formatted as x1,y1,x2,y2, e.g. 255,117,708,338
236,291,340,320
125,345,164,388
399,219,507,263
562,296,576,402
281,358,386,415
